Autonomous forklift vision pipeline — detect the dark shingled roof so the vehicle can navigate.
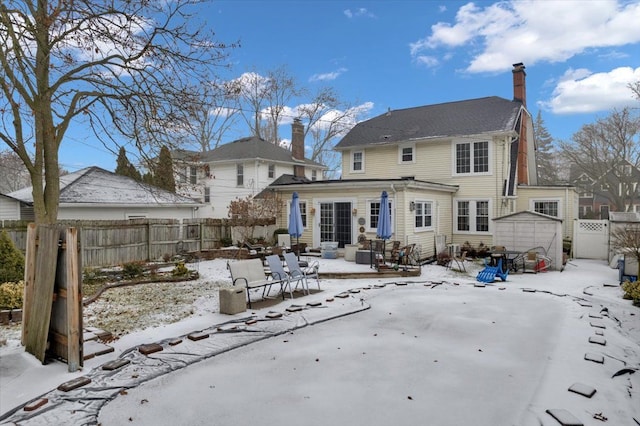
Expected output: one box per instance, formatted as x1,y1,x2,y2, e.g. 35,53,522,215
335,96,522,149
176,136,324,168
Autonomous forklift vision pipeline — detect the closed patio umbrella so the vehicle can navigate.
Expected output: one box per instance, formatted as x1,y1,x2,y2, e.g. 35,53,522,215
288,192,304,260
376,190,392,266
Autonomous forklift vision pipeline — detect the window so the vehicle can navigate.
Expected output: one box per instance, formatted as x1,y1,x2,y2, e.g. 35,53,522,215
368,199,393,231
533,200,559,217
600,205,609,220
311,170,317,181
204,187,210,203
414,201,433,230
268,164,275,179
455,199,490,233
300,201,307,227
399,144,415,163
454,141,489,175
236,164,243,186
351,150,364,173
189,166,197,184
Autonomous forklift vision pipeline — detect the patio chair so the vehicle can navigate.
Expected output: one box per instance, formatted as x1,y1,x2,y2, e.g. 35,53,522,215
265,254,300,298
476,258,508,283
447,250,467,272
228,258,286,308
284,251,320,293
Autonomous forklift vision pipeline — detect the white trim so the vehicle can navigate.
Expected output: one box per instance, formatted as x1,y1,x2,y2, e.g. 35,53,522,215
366,197,395,234
413,199,434,232
398,142,416,164
454,198,492,234
529,197,562,218
451,139,492,177
350,150,365,173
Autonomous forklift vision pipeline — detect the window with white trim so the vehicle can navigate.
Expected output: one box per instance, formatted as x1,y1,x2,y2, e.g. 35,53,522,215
531,199,560,217
454,141,489,175
236,164,244,186
189,166,197,184
287,200,308,228
204,187,210,203
398,143,415,164
455,199,490,233
311,170,317,181
367,199,394,232
414,201,433,230
268,164,275,179
351,150,364,173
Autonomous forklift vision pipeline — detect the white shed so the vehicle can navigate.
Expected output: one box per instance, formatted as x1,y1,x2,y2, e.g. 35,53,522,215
493,210,564,271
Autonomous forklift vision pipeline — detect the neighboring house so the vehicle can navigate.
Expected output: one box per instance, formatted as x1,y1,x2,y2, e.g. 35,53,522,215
0,193,34,221
172,119,326,219
8,167,202,221
569,161,640,219
267,63,578,264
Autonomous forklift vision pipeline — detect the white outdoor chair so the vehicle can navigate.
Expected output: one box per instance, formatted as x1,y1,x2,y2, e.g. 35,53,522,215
284,251,320,294
265,254,301,299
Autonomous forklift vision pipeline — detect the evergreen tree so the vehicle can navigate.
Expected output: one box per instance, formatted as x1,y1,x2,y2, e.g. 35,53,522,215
155,146,176,192
114,147,142,181
534,111,559,184
0,230,25,283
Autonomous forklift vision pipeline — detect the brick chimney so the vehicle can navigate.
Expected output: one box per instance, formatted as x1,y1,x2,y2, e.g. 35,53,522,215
513,63,529,185
291,118,305,178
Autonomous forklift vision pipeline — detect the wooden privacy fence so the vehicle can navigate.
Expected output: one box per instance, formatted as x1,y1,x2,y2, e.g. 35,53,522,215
22,224,83,371
2,218,275,268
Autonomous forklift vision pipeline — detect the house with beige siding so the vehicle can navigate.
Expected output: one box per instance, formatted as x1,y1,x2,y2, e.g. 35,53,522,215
267,63,578,261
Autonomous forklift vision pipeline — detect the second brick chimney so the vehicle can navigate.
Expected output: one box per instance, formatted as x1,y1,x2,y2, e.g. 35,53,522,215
513,63,529,185
291,118,305,178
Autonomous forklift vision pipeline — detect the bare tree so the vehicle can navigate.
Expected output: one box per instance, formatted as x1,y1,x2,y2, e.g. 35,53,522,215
0,149,31,193
0,0,234,223
630,80,640,101
225,66,300,144
297,88,372,176
176,80,239,152
559,108,640,212
611,224,640,278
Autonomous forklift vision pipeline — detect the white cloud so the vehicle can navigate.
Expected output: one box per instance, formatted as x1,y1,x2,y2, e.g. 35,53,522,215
309,68,348,82
343,8,376,19
540,66,640,114
410,0,640,73
415,55,439,68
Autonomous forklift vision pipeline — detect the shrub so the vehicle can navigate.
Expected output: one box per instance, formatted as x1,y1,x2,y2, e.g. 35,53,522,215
622,280,640,306
436,251,451,266
172,262,189,277
122,261,145,279
0,230,25,283
0,281,24,309
219,237,233,247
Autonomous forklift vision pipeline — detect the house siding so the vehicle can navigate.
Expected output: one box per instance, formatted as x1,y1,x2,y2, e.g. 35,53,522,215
58,206,198,221
516,186,578,239
0,195,21,220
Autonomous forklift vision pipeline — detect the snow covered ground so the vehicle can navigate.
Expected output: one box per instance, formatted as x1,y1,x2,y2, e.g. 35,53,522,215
1,257,639,425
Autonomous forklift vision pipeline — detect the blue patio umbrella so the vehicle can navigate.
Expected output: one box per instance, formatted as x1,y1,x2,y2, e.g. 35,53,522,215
288,192,304,259
376,190,392,265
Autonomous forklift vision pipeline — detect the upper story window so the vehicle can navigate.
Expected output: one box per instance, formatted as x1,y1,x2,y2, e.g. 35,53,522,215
204,187,210,203
311,170,317,181
189,166,197,184
268,164,275,179
236,164,244,187
414,201,433,230
351,150,364,173
531,199,560,217
454,140,489,175
300,201,307,227
455,199,490,233
399,143,415,164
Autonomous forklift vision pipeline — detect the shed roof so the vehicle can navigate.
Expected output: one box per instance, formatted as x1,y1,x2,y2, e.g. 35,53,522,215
493,210,563,222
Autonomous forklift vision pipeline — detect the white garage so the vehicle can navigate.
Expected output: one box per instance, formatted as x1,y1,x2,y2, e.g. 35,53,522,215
493,210,564,271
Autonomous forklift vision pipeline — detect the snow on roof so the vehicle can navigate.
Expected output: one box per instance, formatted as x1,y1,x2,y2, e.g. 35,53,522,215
9,167,200,206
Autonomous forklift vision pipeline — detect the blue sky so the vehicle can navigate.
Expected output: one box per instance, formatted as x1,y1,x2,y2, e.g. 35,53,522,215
60,0,640,172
